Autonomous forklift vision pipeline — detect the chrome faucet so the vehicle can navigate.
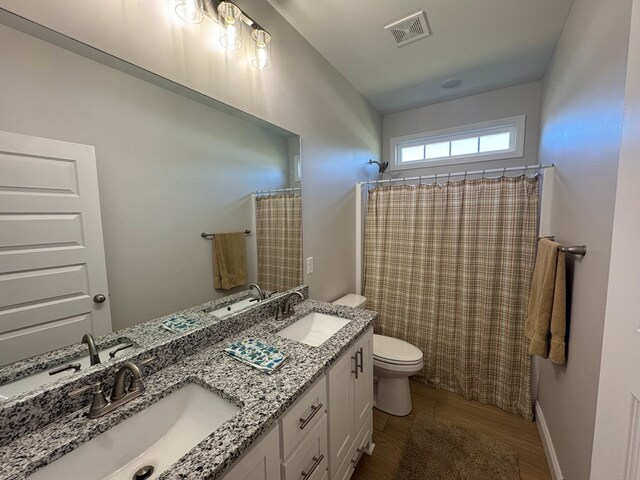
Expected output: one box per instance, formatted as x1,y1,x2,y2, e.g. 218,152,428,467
69,357,155,419
82,333,101,366
249,283,265,301
277,291,304,320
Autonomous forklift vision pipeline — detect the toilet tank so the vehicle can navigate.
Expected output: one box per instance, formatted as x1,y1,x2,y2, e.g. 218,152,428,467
332,294,367,310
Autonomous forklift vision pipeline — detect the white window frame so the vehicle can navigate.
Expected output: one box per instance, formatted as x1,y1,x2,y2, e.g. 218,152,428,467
389,115,526,171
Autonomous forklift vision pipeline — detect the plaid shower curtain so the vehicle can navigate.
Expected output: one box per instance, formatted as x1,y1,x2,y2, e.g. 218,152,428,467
363,176,538,420
256,193,303,292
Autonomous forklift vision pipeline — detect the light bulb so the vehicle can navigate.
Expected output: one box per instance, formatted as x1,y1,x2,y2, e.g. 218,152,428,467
251,29,271,69
218,2,243,50
175,0,203,24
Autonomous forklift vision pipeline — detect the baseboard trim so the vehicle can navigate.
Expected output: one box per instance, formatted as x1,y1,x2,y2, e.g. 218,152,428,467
535,401,564,480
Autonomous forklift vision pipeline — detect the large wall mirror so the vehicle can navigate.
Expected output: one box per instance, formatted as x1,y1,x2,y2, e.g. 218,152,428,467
0,11,303,371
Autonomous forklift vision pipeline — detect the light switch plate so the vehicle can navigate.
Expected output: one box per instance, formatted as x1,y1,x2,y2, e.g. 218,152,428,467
306,257,314,274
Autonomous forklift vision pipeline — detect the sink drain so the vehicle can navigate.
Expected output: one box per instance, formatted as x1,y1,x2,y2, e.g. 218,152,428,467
133,465,154,480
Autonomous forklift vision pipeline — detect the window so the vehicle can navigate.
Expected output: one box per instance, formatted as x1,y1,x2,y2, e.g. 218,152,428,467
390,115,526,170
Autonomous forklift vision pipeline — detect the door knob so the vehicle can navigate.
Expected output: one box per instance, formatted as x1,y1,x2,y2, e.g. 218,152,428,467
93,293,107,304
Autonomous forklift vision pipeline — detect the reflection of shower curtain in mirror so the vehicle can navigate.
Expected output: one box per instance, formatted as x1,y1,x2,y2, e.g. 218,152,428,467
364,176,538,420
256,193,303,292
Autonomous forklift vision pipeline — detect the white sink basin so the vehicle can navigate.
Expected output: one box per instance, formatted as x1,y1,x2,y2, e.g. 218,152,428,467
208,297,259,318
28,384,240,480
276,312,350,347
0,342,137,401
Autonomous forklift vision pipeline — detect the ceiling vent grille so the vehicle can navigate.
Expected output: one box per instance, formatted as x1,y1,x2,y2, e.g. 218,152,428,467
385,11,431,47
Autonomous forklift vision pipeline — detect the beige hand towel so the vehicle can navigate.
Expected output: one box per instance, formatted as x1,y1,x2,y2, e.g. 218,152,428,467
213,232,247,290
525,238,567,364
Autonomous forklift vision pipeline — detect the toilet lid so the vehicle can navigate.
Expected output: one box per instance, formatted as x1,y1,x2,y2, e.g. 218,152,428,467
373,334,423,365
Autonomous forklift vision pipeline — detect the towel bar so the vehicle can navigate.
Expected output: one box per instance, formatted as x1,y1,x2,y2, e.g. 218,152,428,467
538,236,587,256
201,230,251,239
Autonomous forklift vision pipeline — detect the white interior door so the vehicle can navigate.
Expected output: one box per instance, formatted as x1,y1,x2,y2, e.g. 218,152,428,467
0,130,112,366
590,1,640,478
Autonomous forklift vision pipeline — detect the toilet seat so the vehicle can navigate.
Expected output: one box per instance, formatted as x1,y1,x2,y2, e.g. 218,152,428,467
373,334,423,366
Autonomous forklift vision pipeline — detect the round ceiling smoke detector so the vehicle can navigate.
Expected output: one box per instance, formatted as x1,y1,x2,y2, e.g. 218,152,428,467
441,79,462,89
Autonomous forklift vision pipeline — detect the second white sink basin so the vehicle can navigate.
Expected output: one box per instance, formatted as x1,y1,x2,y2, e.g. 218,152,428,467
276,312,350,347
27,384,240,480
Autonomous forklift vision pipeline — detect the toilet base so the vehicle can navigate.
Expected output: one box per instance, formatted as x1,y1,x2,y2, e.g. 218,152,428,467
375,376,413,416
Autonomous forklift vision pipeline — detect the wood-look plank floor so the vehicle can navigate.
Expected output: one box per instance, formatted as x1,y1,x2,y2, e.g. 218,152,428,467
353,380,551,480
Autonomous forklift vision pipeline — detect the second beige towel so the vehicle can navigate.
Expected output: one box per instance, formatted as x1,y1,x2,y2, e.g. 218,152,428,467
525,238,567,364
213,232,247,290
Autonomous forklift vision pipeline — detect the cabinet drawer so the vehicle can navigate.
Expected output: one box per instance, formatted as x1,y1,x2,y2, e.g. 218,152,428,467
281,376,327,459
282,415,328,480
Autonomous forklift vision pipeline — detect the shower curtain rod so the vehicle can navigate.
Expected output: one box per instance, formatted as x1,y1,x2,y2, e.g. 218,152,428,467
253,186,301,194
360,163,554,186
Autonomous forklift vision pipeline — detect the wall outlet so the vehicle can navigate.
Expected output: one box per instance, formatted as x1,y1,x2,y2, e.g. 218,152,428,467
306,257,314,274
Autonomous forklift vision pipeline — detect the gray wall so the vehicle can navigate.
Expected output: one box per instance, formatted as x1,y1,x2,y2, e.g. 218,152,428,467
535,0,632,477
382,82,542,177
0,24,290,330
0,1,382,318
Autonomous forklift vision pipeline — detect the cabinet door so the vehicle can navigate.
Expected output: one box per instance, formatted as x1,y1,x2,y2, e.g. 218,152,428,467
353,329,374,434
327,346,356,478
221,425,280,480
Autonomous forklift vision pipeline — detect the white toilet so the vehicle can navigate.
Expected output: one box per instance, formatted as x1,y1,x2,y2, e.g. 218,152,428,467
332,294,424,417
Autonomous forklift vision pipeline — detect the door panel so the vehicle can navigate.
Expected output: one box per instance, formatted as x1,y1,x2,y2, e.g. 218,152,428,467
0,130,111,365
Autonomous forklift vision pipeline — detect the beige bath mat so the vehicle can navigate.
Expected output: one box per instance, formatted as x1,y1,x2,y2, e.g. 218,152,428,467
395,415,520,480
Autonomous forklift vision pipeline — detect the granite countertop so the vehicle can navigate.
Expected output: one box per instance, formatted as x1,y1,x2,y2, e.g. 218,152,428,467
0,299,376,480
0,290,262,388
0,289,289,448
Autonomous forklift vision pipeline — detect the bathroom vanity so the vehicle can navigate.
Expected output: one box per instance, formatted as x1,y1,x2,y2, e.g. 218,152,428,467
0,288,376,480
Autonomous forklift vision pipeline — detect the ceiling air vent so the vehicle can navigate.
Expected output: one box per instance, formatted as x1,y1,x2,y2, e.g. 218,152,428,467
385,11,431,47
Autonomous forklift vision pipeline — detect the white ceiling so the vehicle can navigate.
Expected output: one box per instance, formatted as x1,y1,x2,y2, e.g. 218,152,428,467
266,0,575,114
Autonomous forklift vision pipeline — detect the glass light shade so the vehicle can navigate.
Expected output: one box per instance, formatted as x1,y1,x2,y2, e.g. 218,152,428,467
175,0,204,24
218,2,243,50
251,29,272,70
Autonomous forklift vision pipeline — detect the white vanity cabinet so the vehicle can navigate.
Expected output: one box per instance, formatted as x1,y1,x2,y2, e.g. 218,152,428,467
220,425,280,480
327,328,374,480
221,328,373,480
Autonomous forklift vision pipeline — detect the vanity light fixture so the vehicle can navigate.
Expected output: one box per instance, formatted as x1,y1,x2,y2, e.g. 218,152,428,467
173,0,272,70
175,0,205,24
251,29,271,69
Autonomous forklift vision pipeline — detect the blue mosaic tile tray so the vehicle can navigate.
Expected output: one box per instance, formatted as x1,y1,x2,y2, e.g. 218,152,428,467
224,338,287,374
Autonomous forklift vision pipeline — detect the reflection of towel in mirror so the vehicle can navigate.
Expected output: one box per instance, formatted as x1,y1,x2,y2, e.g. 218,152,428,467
525,238,566,364
213,232,247,290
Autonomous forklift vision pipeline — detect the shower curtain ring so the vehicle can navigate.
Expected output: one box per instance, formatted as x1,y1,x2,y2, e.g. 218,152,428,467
464,170,468,181
435,173,438,185
502,167,506,178
419,175,422,186
482,169,486,179
447,172,451,183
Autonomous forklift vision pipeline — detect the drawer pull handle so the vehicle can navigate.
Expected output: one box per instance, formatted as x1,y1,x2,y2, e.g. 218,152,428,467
301,454,324,480
351,354,359,379
352,347,364,378
351,446,365,468
299,402,323,430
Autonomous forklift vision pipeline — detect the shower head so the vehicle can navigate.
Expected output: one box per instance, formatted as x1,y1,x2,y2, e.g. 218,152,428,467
368,159,389,174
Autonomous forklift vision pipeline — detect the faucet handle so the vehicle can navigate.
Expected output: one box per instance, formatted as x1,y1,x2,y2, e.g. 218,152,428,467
138,356,157,368
69,382,102,398
69,382,109,418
